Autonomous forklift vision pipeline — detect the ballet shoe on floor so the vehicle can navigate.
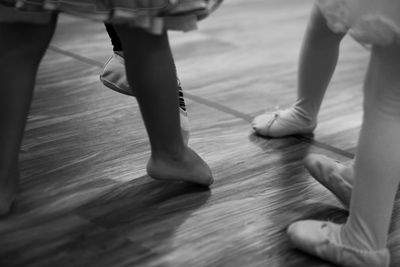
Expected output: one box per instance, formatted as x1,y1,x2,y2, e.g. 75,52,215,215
251,107,316,138
287,220,390,267
304,154,353,208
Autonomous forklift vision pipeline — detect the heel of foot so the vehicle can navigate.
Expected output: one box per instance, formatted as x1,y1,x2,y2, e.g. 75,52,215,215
0,169,19,216
147,148,213,186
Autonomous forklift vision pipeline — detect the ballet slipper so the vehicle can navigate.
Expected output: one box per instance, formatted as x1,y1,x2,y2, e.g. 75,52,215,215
100,52,190,144
100,52,133,96
287,220,390,267
304,154,353,208
251,107,316,137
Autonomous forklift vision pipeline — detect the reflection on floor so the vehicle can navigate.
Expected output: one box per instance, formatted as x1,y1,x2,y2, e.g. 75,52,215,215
2,1,399,266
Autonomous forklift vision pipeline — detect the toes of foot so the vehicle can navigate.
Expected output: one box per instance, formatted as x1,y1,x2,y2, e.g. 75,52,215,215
200,176,214,187
252,114,270,128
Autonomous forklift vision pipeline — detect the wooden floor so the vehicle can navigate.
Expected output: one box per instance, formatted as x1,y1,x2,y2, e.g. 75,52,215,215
2,0,400,266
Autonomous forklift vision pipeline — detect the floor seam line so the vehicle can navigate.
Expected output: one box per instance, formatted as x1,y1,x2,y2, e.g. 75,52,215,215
184,92,355,159
47,45,355,160
49,45,105,68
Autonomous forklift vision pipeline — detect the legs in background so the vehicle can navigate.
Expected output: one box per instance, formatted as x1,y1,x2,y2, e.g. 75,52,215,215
287,45,400,267
252,5,345,137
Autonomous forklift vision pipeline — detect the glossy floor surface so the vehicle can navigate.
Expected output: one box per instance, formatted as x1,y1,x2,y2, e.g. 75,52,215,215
1,1,400,266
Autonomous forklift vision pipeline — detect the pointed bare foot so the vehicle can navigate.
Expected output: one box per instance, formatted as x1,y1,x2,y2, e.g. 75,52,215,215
304,154,354,208
147,147,213,186
0,165,19,216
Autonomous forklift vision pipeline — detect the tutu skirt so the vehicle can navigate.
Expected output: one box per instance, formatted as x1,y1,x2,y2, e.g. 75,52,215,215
0,0,223,33
317,0,400,46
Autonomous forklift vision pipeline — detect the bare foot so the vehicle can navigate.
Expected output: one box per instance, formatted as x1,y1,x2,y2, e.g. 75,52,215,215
147,147,213,186
0,164,19,216
304,154,354,208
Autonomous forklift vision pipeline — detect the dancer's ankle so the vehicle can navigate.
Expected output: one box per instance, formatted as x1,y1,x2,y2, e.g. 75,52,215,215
341,223,387,252
291,104,317,124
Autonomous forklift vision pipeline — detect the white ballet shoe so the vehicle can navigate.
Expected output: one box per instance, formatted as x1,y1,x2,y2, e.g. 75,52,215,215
100,52,133,96
251,107,316,138
100,52,190,145
304,154,353,208
287,220,390,267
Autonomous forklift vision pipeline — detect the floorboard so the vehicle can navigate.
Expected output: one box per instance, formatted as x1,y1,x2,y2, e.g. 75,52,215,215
1,1,399,266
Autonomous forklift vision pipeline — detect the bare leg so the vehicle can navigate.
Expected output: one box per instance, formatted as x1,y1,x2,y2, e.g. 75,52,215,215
113,26,213,186
0,17,57,215
101,24,190,144
252,5,345,137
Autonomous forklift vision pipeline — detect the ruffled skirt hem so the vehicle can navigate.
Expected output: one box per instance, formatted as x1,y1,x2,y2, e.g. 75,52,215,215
317,0,400,46
0,0,223,34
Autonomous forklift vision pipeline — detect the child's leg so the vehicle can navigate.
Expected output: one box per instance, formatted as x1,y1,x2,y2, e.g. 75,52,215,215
112,25,212,186
287,45,400,267
0,17,57,214
341,44,400,252
252,4,345,137
101,25,190,144
294,4,345,124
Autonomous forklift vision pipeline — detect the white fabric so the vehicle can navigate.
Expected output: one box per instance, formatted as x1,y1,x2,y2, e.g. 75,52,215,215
317,0,400,46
